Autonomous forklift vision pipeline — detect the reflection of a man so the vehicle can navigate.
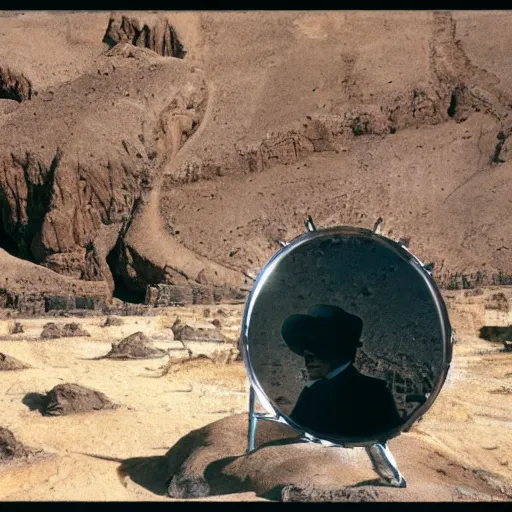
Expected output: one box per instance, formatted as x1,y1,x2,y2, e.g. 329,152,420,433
281,304,402,438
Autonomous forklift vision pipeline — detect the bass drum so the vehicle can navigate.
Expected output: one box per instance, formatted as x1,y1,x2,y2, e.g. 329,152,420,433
241,226,452,446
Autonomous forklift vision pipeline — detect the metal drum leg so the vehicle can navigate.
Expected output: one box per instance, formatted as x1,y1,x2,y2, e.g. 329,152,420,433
247,386,258,453
366,442,406,488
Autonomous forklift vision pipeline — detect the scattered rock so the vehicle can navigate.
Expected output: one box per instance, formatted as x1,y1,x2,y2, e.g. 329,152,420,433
9,321,24,334
161,347,240,376
172,321,225,342
472,469,512,498
281,484,380,502
40,322,62,339
42,383,118,416
0,353,30,371
0,427,32,461
102,316,124,327
453,487,495,501
210,348,240,365
485,293,509,312
62,322,90,337
211,318,221,329
489,386,512,396
203,308,211,318
167,470,211,499
217,309,229,317
39,322,90,338
101,331,167,360
0,65,33,102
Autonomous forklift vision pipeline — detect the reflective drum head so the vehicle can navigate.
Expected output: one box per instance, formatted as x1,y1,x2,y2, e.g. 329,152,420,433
242,226,452,446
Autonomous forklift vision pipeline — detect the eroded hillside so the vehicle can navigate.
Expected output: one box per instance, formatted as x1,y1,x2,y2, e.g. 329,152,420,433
1,11,511,306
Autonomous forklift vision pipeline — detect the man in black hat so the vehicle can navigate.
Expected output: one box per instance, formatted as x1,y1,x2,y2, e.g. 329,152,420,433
281,304,402,438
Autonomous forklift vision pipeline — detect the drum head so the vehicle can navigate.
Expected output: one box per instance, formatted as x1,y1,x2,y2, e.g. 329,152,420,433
242,226,452,446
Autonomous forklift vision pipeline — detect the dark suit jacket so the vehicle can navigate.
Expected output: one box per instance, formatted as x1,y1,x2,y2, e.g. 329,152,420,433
289,364,402,438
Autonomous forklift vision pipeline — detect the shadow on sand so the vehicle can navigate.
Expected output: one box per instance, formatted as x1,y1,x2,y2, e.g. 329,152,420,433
22,392,47,414
80,436,309,500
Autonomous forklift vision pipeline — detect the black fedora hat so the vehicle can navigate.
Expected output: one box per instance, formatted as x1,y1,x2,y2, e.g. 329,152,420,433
281,304,363,358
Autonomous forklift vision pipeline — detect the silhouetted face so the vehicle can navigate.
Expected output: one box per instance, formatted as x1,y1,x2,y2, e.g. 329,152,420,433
303,349,333,380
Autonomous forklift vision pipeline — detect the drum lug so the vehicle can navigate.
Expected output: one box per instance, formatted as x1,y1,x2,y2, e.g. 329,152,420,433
373,217,383,234
304,215,317,232
424,262,434,274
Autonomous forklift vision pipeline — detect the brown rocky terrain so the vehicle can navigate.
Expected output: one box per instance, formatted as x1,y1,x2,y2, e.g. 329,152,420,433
0,11,512,306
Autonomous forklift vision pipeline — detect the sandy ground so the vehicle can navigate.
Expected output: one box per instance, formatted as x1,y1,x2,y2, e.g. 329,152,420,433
406,334,512,482
0,300,511,501
0,307,255,501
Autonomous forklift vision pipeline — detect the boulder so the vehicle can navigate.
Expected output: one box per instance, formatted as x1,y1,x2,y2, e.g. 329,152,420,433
9,321,24,334
0,427,32,461
61,322,90,337
42,383,118,416
102,316,124,327
102,331,167,360
0,353,30,371
40,322,62,339
172,319,225,343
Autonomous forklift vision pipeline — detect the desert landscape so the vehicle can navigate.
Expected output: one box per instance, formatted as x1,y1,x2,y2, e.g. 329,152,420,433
1,10,512,502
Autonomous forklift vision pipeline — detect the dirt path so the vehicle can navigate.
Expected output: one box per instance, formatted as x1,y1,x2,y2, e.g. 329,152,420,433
123,78,244,288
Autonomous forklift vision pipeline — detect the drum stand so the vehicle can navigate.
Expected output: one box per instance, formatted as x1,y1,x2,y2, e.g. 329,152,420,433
245,216,407,489
247,386,406,488
247,215,408,488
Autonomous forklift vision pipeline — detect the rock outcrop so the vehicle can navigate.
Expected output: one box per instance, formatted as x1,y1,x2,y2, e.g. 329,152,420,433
0,44,244,301
103,14,186,58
